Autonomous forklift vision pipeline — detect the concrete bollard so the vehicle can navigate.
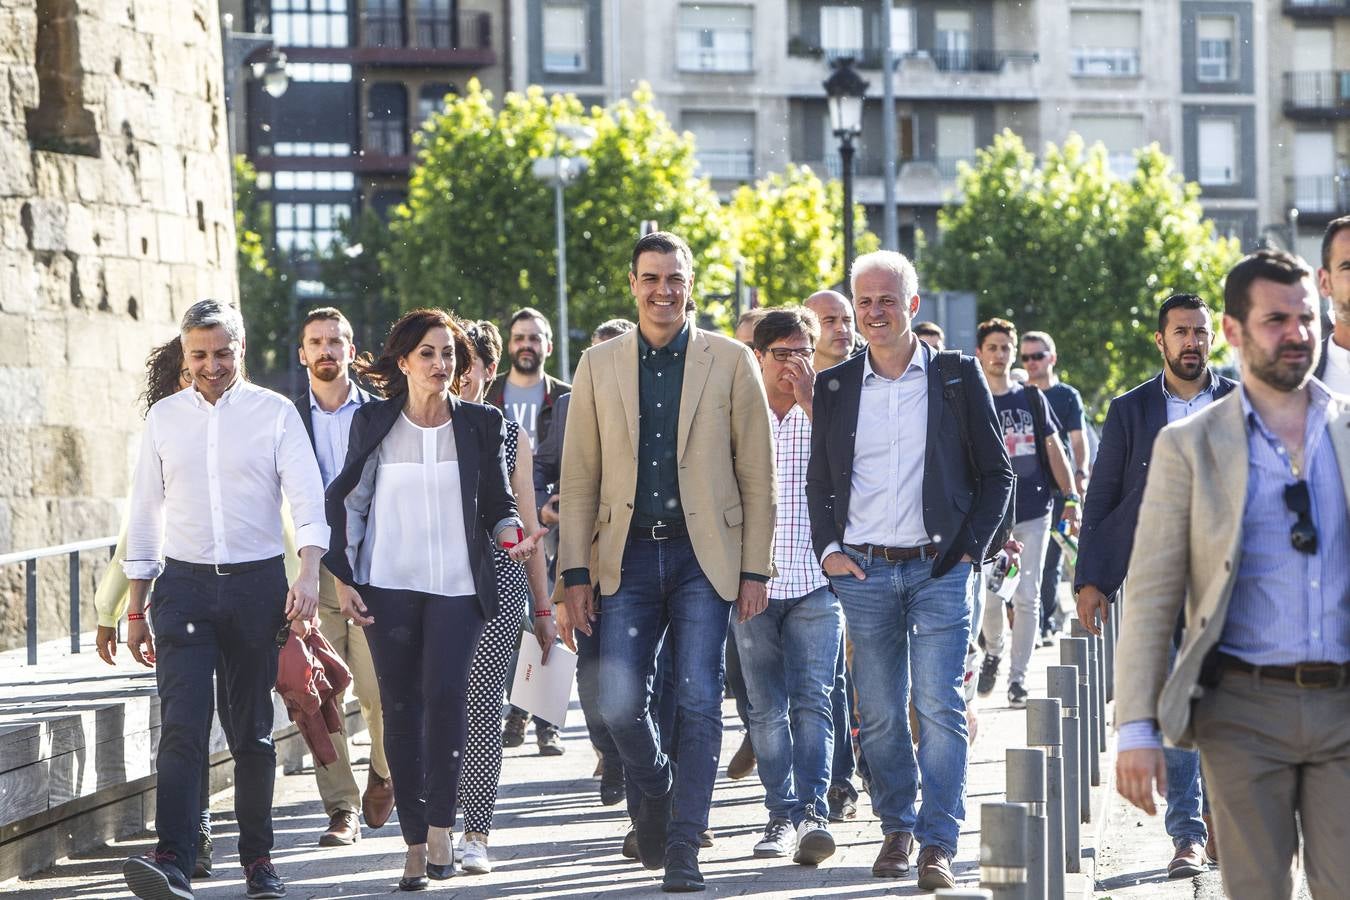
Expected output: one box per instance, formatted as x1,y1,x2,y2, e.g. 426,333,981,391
1070,621,1105,786
1102,596,1116,702
1046,665,1082,873
1026,699,1066,900
981,802,1029,900
1060,637,1096,810
1007,749,1048,900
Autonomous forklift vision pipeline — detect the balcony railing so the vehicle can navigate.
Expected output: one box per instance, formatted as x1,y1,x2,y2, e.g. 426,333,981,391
1071,47,1141,77
358,10,492,51
1287,175,1350,215
788,38,1037,74
677,28,753,72
1283,71,1350,115
697,149,755,180
364,118,407,156
362,11,404,47
1283,0,1350,16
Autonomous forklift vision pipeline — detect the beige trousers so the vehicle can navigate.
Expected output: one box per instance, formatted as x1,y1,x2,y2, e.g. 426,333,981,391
1193,669,1350,900
313,566,389,816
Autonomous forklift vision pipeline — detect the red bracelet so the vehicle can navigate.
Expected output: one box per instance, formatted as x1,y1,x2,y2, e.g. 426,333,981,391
501,526,525,549
128,612,146,621
534,609,552,618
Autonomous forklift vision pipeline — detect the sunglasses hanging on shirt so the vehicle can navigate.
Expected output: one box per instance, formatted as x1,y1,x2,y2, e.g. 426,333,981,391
1283,480,1318,555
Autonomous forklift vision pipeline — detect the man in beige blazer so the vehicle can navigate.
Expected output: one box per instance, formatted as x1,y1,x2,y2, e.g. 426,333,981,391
1115,249,1350,900
557,231,776,892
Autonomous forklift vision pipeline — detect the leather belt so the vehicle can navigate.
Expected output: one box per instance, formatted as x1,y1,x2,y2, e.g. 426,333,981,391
1218,653,1349,689
165,555,284,577
630,521,688,542
844,543,937,563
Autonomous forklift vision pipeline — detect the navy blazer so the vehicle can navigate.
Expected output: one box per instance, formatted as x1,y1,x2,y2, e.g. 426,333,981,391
1075,370,1237,598
322,394,519,620
805,343,1014,577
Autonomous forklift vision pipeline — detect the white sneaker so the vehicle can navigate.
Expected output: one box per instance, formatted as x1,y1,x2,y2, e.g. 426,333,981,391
793,818,836,865
461,838,491,874
753,817,793,858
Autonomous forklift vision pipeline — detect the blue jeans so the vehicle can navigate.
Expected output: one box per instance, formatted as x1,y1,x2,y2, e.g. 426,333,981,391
1164,626,1208,845
733,586,844,826
830,633,857,788
598,534,731,849
828,548,975,855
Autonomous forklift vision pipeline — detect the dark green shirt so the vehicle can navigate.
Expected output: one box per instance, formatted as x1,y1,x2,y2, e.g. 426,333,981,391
632,322,689,528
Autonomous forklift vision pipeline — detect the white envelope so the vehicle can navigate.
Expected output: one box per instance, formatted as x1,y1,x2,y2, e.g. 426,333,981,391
507,632,578,728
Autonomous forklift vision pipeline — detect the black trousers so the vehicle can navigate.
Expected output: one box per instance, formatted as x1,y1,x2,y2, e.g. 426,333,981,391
361,585,484,845
151,558,287,877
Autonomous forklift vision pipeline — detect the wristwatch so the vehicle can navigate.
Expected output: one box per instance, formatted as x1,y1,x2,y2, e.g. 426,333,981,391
1063,492,1081,504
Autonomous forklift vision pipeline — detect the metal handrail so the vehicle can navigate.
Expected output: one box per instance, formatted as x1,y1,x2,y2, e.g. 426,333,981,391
2,535,118,665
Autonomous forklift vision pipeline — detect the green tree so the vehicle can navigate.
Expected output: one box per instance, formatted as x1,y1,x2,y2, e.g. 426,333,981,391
727,164,878,307
927,131,1241,413
389,81,732,358
315,210,400,355
233,155,292,376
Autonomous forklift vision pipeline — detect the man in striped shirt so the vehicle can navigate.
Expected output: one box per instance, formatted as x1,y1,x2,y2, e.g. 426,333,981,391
734,308,845,866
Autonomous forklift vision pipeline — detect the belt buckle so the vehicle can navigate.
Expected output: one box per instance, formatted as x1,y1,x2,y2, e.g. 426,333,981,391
214,563,230,576
650,523,670,541
1295,663,1339,689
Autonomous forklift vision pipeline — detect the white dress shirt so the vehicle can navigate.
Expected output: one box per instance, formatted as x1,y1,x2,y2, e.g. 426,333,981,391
351,413,476,597
821,347,930,561
309,381,363,488
123,379,329,581
1322,335,1350,398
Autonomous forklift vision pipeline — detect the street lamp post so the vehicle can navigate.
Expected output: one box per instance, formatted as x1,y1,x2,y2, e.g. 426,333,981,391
531,124,596,382
221,14,289,156
824,58,869,292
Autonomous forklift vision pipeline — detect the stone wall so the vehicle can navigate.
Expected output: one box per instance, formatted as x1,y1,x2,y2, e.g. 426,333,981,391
0,0,237,649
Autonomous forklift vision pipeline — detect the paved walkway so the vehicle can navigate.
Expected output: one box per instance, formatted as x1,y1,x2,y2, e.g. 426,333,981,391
13,638,1096,900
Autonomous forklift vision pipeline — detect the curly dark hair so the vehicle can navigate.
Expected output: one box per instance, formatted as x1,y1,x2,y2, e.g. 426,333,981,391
139,336,186,416
355,308,472,397
463,319,503,372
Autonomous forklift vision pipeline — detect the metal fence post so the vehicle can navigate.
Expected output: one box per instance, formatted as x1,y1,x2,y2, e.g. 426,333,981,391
1061,637,1096,805
1007,749,1048,900
1046,665,1081,872
26,558,38,666
981,802,1029,900
1102,595,1116,702
1069,623,1104,786
1027,698,1065,900
69,549,82,654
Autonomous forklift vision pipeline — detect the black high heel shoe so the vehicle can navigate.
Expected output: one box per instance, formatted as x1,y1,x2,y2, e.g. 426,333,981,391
426,861,455,880
398,874,428,892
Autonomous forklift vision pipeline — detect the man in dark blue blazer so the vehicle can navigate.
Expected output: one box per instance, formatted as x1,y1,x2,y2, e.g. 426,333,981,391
1074,292,1235,878
805,251,1012,890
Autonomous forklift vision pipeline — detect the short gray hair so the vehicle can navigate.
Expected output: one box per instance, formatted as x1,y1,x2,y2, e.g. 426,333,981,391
850,250,919,301
181,298,246,344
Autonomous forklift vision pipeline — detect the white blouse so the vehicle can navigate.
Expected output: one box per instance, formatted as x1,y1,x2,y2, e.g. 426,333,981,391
353,413,477,597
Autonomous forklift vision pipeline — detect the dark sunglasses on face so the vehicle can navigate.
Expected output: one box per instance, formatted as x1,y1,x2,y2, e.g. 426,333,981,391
768,348,813,361
1021,351,1049,362
1283,480,1318,555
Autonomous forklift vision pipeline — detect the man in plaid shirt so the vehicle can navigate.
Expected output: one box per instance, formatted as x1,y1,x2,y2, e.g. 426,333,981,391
734,307,846,866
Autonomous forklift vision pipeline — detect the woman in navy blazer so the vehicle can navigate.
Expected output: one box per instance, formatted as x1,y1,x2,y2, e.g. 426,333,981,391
323,309,544,891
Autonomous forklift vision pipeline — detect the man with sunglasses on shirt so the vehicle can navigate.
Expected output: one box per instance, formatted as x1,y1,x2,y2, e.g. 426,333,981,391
1114,249,1350,900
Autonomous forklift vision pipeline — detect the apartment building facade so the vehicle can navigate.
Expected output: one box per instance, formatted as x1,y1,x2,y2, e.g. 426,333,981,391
513,0,1293,254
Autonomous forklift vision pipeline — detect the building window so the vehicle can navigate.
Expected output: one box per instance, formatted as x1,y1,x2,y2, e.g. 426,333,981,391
274,141,352,157
542,2,588,73
1070,11,1140,77
418,83,455,123
272,171,357,191
414,0,453,48
684,111,755,180
276,202,353,254
890,4,915,55
364,0,404,47
285,63,353,82
273,0,349,48
936,113,976,178
366,83,408,156
1196,15,1235,83
1197,118,1237,186
372,190,408,220
820,5,864,61
1071,114,1144,179
933,10,973,72
678,5,753,73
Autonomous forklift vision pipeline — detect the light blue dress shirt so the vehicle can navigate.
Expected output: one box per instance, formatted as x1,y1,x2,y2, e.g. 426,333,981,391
309,382,363,489
1162,374,1219,424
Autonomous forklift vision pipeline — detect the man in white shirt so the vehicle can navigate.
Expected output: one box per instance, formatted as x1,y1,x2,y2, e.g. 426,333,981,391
736,308,845,866
293,307,391,847
1314,215,1350,397
119,299,328,900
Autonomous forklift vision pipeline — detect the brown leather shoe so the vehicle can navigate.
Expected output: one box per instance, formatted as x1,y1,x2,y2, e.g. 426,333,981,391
871,831,913,878
363,771,395,830
1168,841,1207,878
726,734,756,780
318,809,360,847
916,845,956,890
1203,814,1219,865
